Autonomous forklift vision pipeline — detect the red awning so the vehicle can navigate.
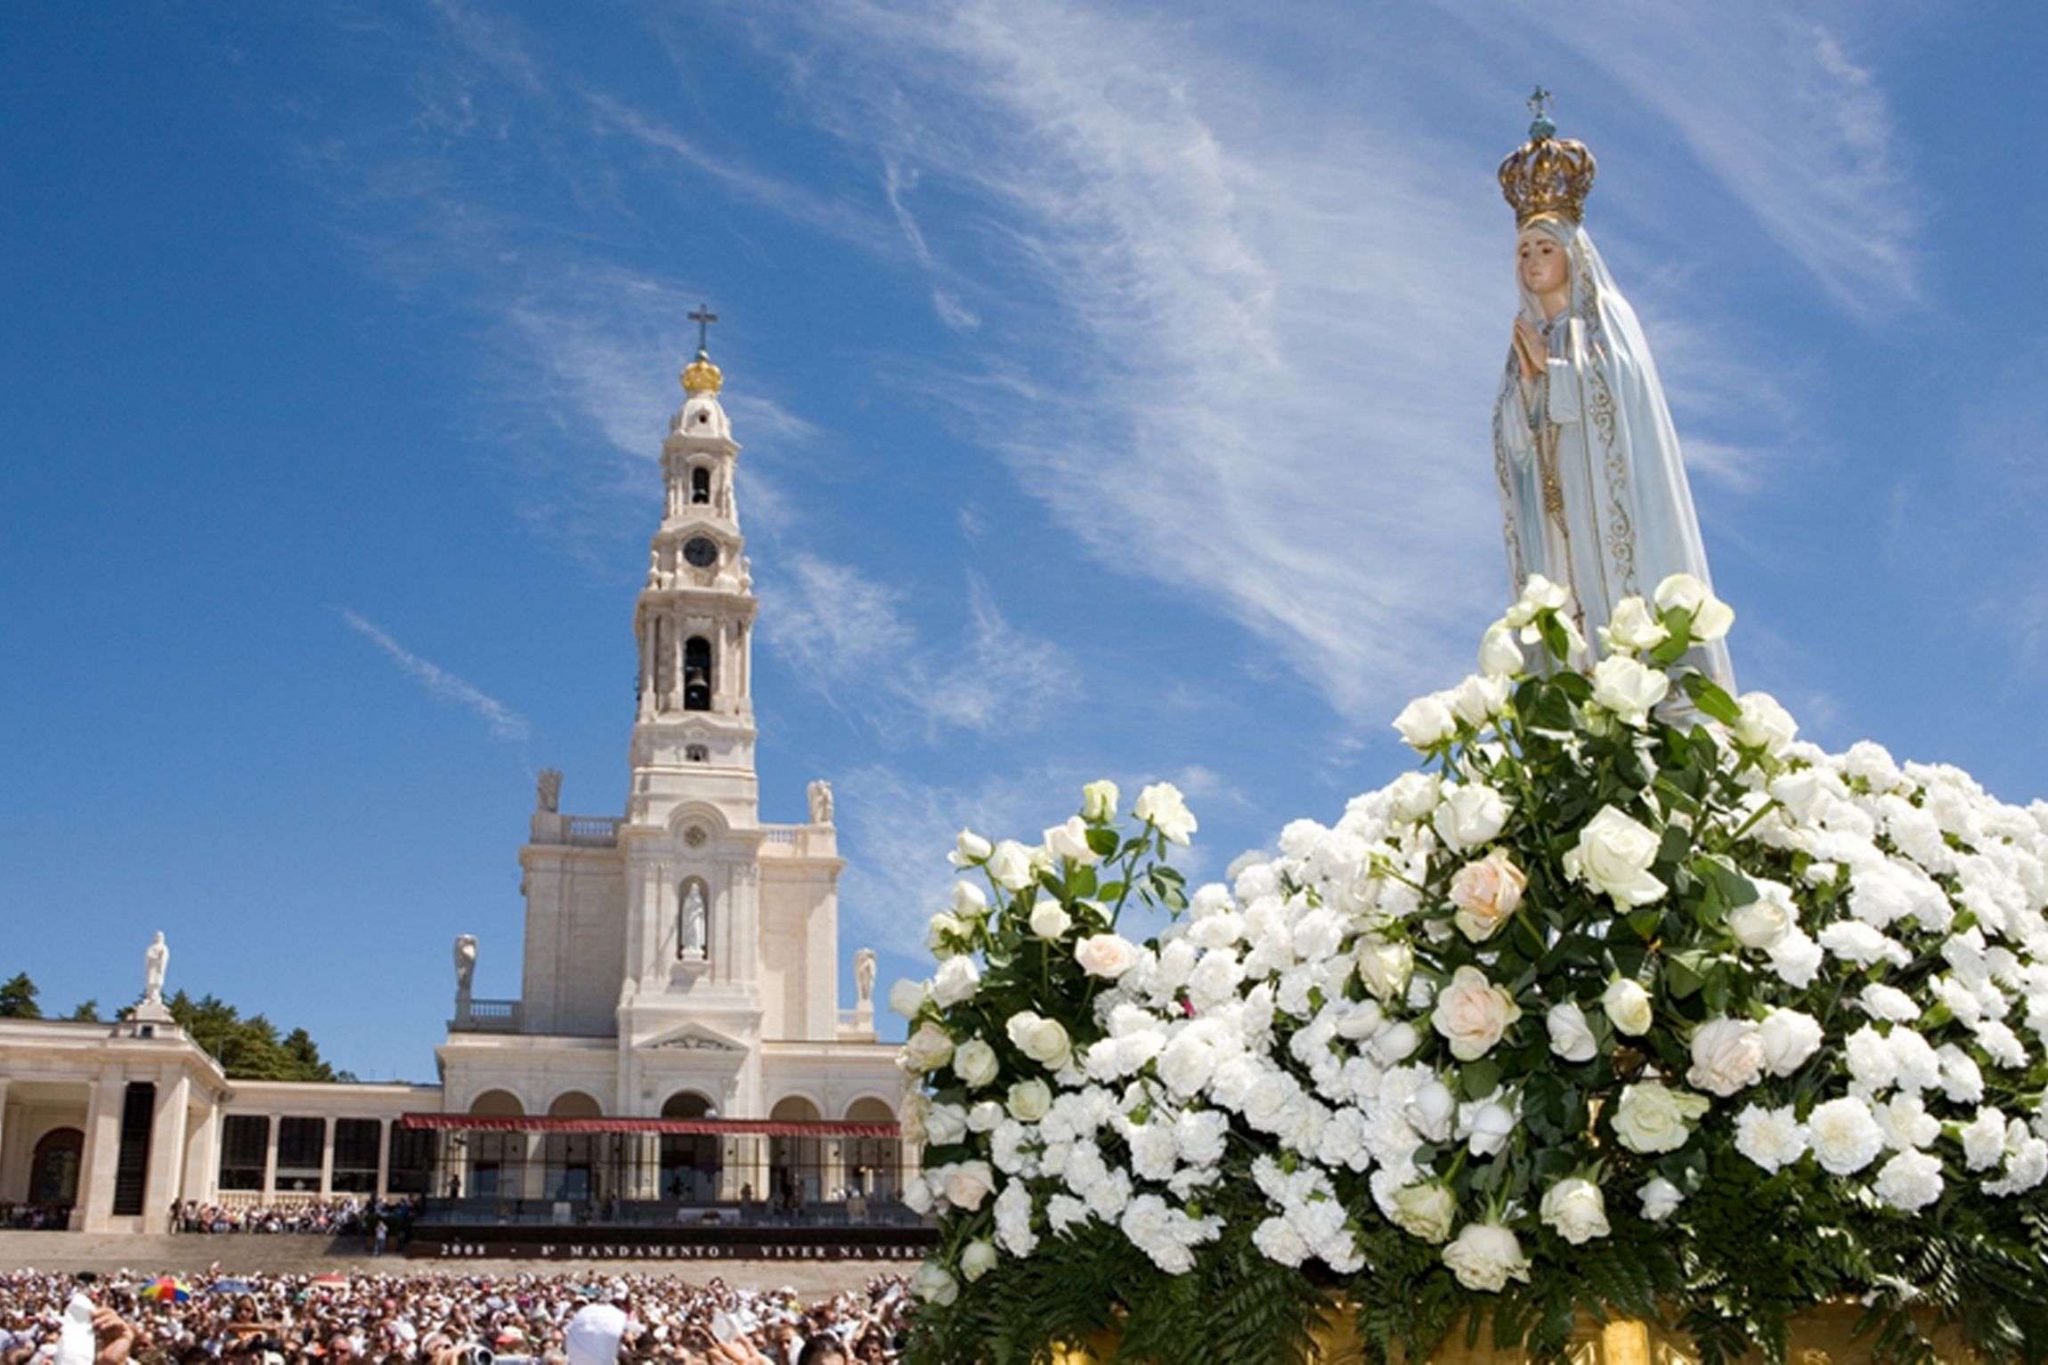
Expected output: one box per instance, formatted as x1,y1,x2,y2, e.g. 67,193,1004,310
399,1112,900,1139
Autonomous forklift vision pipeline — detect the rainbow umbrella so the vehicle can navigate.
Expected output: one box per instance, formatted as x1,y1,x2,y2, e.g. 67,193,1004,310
140,1277,192,1303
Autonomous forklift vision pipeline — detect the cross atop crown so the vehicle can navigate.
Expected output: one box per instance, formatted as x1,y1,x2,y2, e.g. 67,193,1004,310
688,303,719,352
681,303,725,395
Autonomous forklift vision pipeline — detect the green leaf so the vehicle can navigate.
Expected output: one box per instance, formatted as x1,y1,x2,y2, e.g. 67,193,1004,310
1086,826,1119,858
1682,672,1742,725
1460,1059,1502,1100
1665,951,1709,999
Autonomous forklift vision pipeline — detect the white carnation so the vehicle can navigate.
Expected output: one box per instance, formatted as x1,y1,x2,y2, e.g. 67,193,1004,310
1732,1104,1808,1174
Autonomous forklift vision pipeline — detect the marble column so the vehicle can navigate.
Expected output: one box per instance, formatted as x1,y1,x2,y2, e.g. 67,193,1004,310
375,1119,391,1199
0,1079,10,1203
319,1118,336,1196
73,1069,125,1232
261,1116,279,1197
183,1105,219,1209
142,1073,192,1233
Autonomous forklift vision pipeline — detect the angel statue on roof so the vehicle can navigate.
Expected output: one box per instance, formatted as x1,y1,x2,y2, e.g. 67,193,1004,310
1492,90,1734,689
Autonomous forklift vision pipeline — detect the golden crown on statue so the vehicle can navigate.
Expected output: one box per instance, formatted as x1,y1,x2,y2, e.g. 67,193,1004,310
1498,87,1597,227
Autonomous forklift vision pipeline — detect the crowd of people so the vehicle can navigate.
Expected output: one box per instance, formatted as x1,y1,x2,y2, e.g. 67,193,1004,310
169,1200,419,1243
1,1203,72,1231
0,1268,911,1364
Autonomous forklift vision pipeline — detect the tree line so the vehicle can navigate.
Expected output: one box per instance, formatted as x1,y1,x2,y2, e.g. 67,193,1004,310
0,971,347,1081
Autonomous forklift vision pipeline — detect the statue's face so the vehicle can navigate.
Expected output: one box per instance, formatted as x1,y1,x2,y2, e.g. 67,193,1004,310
1516,227,1569,298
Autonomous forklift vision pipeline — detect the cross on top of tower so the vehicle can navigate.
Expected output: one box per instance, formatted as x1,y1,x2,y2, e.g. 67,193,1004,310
688,303,719,352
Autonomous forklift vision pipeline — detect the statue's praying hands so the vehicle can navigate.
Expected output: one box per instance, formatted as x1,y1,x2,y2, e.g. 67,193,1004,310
1511,316,1546,382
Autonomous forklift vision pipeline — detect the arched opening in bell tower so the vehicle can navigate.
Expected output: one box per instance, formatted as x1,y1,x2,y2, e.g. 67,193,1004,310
683,636,713,711
690,465,711,505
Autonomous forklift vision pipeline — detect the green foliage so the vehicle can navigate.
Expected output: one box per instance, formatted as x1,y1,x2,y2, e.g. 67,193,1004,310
166,990,339,1081
64,999,101,1021
0,971,42,1018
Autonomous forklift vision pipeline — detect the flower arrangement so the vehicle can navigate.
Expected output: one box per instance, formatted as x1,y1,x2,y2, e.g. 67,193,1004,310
892,576,2048,1364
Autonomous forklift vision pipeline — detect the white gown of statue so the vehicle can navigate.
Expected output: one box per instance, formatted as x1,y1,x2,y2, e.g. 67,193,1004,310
1492,216,1734,689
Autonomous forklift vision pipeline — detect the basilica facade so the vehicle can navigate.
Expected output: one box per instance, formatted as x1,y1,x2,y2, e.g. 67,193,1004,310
0,342,908,1235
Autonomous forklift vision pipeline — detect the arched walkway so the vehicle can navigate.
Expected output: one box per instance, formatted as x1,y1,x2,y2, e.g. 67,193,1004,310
28,1127,82,1208
842,1097,902,1203
658,1090,720,1204
543,1092,602,1202
464,1090,523,1200
769,1096,822,1209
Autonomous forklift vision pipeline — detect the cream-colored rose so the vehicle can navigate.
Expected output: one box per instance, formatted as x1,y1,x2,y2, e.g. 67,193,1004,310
959,1238,998,1282
1441,1221,1531,1293
1437,783,1513,852
1449,849,1527,943
1388,1182,1456,1244
900,1022,954,1074
1599,596,1669,654
911,1259,958,1305
1028,901,1072,940
1430,965,1523,1062
1601,977,1654,1037
1611,1081,1709,1155
1081,779,1120,823
1590,654,1671,728
1563,806,1667,907
1042,816,1101,866
1392,694,1456,750
940,1160,995,1211
1356,936,1414,1003
1685,1017,1764,1097
1074,933,1141,980
1007,1079,1052,1122
1727,879,1794,950
986,839,1037,891
1006,1011,1072,1070
952,1038,999,1089
1133,782,1198,844
1545,1001,1598,1062
1538,1177,1610,1245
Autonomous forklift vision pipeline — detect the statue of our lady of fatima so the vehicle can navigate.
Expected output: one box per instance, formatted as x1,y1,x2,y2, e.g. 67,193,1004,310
1491,92,1735,689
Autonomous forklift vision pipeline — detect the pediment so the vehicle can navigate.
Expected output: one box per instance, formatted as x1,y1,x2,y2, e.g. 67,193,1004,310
641,1022,745,1053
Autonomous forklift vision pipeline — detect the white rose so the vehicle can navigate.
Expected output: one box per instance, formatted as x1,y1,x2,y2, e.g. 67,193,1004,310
1871,1149,1944,1212
1590,654,1671,728
940,1160,996,1211
1686,1017,1765,1097
1450,673,1512,727
1732,1103,1808,1174
1563,806,1667,908
986,839,1037,891
1437,783,1513,852
1006,1079,1052,1122
1074,933,1141,980
1392,694,1457,750
900,1022,954,1074
1539,1177,1611,1245
1654,573,1734,642
1733,692,1797,753
1081,779,1120,823
1546,1001,1598,1063
926,911,966,956
951,880,989,916
959,1238,998,1282
1449,849,1527,943
1758,1008,1823,1076
1599,596,1669,654
1356,936,1414,1003
1028,901,1072,940
1133,782,1198,845
1430,965,1523,1062
1508,574,1571,624
967,1100,1004,1132
1405,1079,1456,1142
1006,1011,1072,1070
1388,1183,1456,1244
1478,621,1524,678
1463,1100,1517,1157
1042,816,1101,866
1808,1097,1885,1175
950,829,993,867
931,954,982,1007
1601,978,1654,1037
1637,1177,1683,1222
1612,1081,1709,1155
888,978,929,1019
1727,881,1794,950
1441,1222,1532,1293
923,1103,968,1147
911,1259,958,1305
952,1039,999,1089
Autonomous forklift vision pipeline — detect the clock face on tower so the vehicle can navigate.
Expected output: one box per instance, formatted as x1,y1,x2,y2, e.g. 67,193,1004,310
682,537,718,568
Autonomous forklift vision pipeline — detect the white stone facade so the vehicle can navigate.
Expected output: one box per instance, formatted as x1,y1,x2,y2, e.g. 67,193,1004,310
0,346,907,1232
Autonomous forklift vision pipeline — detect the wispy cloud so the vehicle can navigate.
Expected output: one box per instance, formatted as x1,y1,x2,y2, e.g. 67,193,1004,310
763,555,1075,739
338,609,532,743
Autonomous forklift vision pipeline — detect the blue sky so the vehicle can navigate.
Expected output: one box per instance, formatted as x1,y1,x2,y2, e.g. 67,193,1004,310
3,2,2043,1083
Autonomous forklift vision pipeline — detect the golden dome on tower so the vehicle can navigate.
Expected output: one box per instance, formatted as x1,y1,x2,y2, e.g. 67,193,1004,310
680,347,724,396
1498,88,1597,228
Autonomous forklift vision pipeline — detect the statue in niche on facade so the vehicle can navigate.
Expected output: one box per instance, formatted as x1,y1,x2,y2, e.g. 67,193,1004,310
453,934,478,997
536,768,562,814
854,948,877,1007
142,932,169,1007
680,882,708,960
807,778,835,825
